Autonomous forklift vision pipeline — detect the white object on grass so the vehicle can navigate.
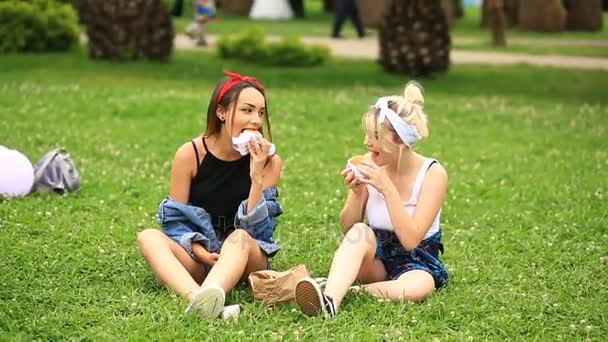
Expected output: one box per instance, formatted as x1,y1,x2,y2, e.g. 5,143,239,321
0,145,34,198
221,304,240,320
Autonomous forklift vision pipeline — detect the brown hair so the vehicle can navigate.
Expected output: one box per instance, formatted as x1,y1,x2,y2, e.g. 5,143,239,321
203,76,272,141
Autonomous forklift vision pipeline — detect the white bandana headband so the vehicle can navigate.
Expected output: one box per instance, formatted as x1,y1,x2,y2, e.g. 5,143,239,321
374,97,422,148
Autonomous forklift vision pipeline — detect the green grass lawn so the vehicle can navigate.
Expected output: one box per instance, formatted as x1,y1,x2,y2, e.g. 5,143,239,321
1,49,607,340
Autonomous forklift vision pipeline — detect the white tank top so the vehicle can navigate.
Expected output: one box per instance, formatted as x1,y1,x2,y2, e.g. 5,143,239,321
365,158,441,240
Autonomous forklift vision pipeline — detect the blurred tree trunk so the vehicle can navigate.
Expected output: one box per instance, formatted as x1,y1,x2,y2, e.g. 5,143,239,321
357,0,391,28
481,0,488,26
456,0,464,17
379,0,451,76
289,0,305,17
221,0,253,16
74,0,173,61
565,0,603,31
519,0,566,32
442,0,457,28
170,0,184,17
488,0,506,46
481,0,518,27
504,0,518,26
323,0,335,12
72,0,89,24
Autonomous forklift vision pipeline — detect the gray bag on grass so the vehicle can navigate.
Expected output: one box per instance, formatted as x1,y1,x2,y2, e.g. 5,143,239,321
33,149,80,194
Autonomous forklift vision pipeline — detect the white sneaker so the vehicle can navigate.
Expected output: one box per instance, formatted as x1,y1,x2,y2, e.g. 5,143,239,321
294,277,337,318
184,286,225,319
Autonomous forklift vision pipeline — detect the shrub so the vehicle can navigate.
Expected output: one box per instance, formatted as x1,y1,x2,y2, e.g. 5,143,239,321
217,28,330,67
0,0,79,53
267,38,330,67
217,28,270,62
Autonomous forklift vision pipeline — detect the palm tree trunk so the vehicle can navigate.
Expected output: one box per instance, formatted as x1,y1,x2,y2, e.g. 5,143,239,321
519,0,566,32
379,0,450,76
75,0,173,61
442,0,457,28
482,0,518,27
488,0,506,46
565,0,603,31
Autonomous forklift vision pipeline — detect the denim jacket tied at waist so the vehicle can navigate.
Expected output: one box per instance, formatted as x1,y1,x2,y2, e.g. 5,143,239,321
156,187,282,261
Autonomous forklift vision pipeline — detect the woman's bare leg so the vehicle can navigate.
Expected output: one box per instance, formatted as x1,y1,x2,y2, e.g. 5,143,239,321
362,270,435,303
199,229,268,292
137,229,207,300
324,223,387,306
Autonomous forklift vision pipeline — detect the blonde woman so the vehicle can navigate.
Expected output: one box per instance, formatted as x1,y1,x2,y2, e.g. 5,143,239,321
295,82,448,318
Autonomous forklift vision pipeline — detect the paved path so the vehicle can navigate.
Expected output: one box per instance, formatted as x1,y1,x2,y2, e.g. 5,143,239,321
175,34,608,70
453,36,608,47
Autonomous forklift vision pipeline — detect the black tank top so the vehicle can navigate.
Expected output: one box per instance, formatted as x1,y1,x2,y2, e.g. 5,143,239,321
188,137,251,233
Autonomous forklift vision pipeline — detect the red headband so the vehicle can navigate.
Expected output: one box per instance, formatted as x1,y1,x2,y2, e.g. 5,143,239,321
216,71,265,105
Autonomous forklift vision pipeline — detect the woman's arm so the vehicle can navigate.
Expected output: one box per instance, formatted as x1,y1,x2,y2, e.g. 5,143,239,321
263,154,282,189
384,164,448,251
246,154,281,212
339,154,372,233
166,141,217,263
234,154,282,244
246,133,282,213
169,142,198,204
339,188,368,233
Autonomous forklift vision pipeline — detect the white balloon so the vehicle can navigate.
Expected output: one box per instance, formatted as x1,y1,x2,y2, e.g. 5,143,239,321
0,145,34,198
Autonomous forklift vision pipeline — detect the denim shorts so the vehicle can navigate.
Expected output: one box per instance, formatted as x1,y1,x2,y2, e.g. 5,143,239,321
373,229,449,288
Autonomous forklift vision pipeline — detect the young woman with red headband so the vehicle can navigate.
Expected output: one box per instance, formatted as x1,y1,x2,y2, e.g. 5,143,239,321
137,72,282,319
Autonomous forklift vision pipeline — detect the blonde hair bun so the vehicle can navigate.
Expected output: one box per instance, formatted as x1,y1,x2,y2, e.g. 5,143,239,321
401,81,428,138
403,81,424,107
